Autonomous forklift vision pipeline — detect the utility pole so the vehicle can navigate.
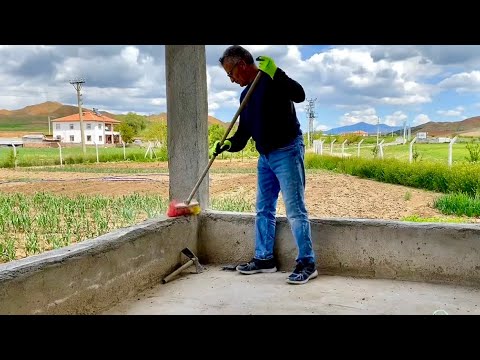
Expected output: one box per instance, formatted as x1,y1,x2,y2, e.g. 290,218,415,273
305,98,317,148
69,78,86,154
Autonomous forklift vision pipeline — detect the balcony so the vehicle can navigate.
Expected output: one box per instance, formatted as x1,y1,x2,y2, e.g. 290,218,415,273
0,212,478,315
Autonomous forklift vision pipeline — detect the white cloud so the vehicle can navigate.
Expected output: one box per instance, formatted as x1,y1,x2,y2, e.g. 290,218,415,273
295,46,435,108
339,107,378,126
417,45,480,67
437,106,465,117
151,98,166,106
380,94,432,105
1,44,480,131
413,114,432,126
313,119,329,131
383,111,408,126
438,71,480,92
120,46,140,65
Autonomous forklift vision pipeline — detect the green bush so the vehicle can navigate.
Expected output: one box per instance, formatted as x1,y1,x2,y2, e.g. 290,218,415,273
306,154,480,196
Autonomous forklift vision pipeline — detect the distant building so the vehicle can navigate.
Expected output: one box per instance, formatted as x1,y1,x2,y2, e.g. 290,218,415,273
22,133,60,148
22,134,45,143
430,137,451,143
51,110,122,145
417,132,427,139
341,130,368,137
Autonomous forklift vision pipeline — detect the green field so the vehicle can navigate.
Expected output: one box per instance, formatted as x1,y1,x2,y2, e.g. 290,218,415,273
336,142,476,164
0,145,165,167
1,140,479,168
0,116,49,132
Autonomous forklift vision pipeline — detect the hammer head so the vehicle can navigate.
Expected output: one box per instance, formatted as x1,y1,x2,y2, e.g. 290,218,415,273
181,247,204,273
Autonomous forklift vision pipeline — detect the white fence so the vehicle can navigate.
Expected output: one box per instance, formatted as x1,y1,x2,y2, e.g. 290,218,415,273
313,136,463,167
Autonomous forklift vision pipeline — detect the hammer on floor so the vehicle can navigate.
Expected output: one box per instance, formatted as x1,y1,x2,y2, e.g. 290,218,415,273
161,247,204,284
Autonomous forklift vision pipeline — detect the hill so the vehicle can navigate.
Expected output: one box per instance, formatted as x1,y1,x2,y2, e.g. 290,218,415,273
411,116,480,137
325,116,480,138
0,102,228,136
145,112,228,128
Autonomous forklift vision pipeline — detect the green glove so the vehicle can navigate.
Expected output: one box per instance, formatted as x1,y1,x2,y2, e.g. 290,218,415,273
256,55,277,79
210,140,232,157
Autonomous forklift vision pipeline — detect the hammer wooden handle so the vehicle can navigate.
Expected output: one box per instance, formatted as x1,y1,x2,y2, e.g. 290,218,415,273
161,259,194,284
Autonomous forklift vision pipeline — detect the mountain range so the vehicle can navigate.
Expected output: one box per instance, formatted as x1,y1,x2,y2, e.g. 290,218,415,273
324,122,402,135
325,117,480,137
1,101,479,138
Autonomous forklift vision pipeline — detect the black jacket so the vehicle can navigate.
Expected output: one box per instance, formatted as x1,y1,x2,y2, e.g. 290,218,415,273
227,68,305,155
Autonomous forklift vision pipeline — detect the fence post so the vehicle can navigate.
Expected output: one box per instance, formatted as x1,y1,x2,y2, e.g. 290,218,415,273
313,139,325,155
357,139,365,157
448,136,458,167
341,139,348,158
11,143,17,169
57,143,63,166
144,142,155,159
409,137,417,163
94,141,99,163
378,139,385,159
330,139,336,155
122,141,126,160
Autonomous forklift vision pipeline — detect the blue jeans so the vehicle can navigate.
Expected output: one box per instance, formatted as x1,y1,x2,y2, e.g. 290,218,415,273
254,135,315,265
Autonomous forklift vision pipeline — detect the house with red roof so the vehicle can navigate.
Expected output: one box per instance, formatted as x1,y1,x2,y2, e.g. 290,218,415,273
51,109,122,145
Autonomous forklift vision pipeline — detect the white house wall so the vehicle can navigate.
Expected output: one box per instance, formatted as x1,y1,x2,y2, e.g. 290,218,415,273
53,122,106,145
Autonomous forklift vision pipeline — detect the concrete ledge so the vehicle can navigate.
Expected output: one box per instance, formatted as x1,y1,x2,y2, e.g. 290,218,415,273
199,211,480,287
0,216,199,314
1,210,479,314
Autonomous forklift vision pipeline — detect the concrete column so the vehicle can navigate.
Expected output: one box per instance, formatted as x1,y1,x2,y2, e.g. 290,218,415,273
165,45,209,208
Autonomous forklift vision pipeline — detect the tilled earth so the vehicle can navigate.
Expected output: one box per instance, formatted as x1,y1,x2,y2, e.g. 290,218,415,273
0,159,469,222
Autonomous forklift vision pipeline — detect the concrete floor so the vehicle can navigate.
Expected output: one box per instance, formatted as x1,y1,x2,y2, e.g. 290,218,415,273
103,266,480,315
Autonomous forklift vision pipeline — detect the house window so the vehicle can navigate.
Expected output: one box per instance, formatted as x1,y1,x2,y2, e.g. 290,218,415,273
69,124,74,130
98,136,103,142
87,135,92,142
55,124,60,130
70,135,74,142
86,123,92,130
98,124,102,129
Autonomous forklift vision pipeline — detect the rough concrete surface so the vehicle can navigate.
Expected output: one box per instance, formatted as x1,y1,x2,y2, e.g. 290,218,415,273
103,266,480,315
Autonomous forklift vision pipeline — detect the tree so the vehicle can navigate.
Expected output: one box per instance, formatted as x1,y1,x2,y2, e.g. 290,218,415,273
144,122,167,144
116,112,147,144
123,112,147,134
208,124,226,146
118,122,136,143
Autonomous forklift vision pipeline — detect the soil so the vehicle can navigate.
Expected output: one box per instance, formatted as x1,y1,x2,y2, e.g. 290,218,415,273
0,158,472,222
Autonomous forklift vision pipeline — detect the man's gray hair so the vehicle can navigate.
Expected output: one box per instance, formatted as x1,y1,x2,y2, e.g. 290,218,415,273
219,45,254,65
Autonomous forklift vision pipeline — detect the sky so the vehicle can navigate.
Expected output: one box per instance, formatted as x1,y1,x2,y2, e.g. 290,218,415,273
1,45,480,132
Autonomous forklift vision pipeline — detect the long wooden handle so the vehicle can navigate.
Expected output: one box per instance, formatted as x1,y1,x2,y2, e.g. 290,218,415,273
185,71,264,205
161,259,194,284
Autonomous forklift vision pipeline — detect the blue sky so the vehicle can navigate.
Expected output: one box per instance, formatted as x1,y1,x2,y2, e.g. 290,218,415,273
0,45,479,132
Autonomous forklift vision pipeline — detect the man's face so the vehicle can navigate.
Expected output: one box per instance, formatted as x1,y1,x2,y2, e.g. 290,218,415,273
223,58,247,87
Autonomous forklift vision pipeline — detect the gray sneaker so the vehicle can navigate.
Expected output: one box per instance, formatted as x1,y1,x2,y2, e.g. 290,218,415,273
287,262,318,284
236,258,277,274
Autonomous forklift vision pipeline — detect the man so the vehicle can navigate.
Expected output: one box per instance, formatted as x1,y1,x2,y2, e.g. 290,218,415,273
212,45,317,285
